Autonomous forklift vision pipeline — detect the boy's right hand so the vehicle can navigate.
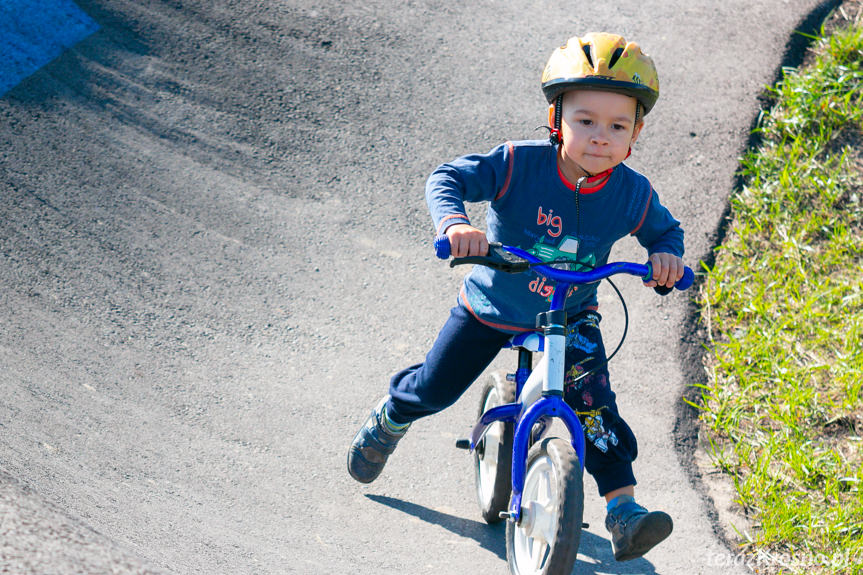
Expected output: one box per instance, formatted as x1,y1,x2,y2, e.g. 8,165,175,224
446,224,489,258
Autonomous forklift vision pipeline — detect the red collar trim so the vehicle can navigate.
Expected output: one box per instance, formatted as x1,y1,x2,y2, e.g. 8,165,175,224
558,165,612,194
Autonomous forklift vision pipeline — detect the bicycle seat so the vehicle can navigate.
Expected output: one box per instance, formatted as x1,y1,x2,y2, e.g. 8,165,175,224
503,332,544,352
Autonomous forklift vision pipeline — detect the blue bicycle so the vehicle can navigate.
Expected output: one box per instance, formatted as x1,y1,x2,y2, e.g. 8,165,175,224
434,236,693,575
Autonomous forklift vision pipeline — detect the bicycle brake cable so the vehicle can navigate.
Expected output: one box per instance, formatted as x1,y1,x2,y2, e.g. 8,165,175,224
482,253,631,382
530,260,630,387
571,275,629,386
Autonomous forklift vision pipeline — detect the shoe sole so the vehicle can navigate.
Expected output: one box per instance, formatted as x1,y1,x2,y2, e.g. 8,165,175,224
614,512,673,562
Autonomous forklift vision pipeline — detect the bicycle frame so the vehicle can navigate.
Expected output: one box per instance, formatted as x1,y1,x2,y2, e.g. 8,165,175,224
466,277,587,524
437,237,693,524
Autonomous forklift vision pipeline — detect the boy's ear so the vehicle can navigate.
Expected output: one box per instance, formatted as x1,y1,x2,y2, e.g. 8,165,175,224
631,119,645,144
547,104,555,129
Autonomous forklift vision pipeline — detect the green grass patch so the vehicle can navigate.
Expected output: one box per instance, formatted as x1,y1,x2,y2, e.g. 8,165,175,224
695,16,863,575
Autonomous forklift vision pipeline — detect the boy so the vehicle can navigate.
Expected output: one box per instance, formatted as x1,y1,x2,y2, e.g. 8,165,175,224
348,33,684,561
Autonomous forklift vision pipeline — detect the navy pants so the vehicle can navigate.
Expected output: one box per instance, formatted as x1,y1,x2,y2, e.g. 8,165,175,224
387,304,638,496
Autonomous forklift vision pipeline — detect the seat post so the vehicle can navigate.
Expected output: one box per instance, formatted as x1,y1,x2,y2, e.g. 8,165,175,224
514,348,533,397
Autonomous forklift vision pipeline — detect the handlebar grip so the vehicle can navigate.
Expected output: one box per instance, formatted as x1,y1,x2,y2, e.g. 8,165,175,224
677,266,695,290
434,235,451,259
644,263,695,291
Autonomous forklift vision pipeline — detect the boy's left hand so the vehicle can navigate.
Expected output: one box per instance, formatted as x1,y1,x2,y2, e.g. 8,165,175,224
644,252,684,289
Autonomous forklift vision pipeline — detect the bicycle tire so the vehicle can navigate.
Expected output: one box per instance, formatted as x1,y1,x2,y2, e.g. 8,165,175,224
474,370,515,524
506,437,584,575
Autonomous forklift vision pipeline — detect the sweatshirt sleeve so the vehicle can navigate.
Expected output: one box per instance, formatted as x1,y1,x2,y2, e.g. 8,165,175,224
426,142,513,236
631,187,685,257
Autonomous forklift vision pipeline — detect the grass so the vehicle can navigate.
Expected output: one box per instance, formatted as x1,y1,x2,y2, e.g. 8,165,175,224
694,12,863,575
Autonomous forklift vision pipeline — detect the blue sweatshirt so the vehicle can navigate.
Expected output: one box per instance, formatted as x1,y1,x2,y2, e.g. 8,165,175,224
427,139,684,333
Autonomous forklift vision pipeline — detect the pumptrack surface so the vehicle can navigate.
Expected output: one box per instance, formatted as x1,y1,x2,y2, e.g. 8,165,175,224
0,1,833,573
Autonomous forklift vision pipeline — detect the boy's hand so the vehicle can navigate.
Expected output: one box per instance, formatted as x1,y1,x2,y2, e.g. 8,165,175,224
446,224,489,258
644,252,684,288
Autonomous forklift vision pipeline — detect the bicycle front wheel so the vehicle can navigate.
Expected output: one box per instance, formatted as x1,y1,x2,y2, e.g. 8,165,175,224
505,437,584,575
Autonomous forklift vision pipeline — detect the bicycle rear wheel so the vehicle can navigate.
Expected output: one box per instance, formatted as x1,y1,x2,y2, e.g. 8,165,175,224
506,437,583,575
474,370,515,524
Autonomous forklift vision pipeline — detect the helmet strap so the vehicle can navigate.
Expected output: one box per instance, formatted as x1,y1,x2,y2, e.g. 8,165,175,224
549,94,564,145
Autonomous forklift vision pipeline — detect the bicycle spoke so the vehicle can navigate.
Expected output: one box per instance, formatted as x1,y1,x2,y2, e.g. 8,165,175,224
536,503,556,547
538,468,552,507
485,425,501,466
533,538,547,571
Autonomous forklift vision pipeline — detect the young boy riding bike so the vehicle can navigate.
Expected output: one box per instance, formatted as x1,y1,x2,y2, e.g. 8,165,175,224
348,32,685,562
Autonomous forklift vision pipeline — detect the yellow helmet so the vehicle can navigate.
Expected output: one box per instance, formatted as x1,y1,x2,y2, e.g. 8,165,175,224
541,33,659,115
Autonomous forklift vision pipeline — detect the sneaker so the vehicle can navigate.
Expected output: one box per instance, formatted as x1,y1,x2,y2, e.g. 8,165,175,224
604,496,673,561
347,396,410,484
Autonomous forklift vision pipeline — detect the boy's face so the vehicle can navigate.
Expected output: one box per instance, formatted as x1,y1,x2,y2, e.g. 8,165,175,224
556,90,643,178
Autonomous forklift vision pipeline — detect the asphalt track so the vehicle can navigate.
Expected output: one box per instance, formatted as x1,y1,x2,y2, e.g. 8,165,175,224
0,1,834,573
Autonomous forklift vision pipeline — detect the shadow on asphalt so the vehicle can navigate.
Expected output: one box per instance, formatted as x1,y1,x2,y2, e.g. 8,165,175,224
366,494,507,560
366,494,659,574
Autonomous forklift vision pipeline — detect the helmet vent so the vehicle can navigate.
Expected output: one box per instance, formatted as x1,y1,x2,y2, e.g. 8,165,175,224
582,45,595,68
608,47,625,69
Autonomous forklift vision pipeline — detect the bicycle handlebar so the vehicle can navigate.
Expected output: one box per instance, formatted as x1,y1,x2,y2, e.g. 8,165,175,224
433,235,694,291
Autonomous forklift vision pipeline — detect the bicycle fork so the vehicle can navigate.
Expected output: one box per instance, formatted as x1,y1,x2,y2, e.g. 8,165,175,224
462,289,588,523
501,307,586,522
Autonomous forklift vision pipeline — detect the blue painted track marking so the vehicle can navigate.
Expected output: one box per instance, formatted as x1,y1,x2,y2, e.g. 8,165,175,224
0,0,99,96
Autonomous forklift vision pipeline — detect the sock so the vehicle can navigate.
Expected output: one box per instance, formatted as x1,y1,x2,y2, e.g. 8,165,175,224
606,494,636,513
381,405,410,433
